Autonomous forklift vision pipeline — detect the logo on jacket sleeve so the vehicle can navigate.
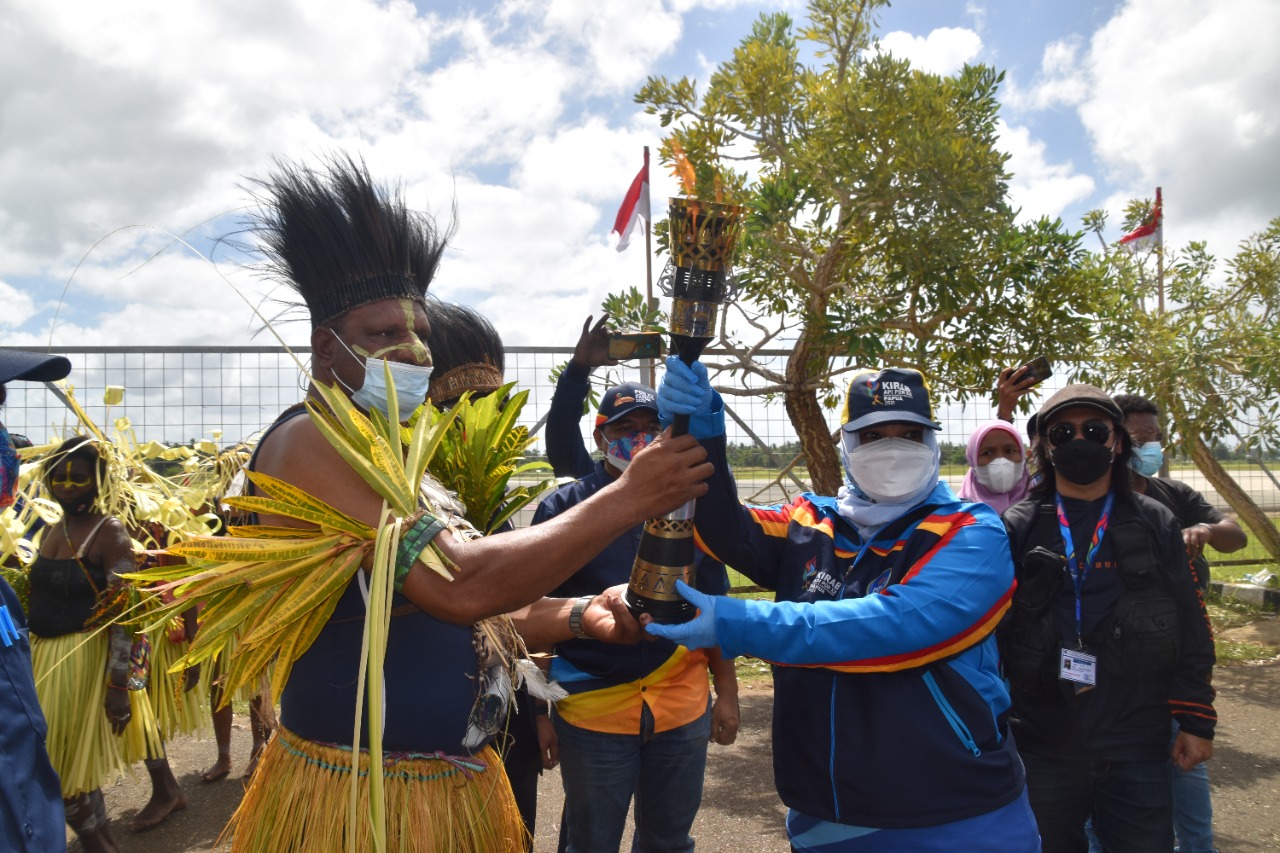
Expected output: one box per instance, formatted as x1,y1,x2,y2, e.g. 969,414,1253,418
801,556,842,598
801,557,818,590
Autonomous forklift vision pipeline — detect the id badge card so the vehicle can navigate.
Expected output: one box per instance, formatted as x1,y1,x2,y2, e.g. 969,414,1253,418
1059,647,1097,687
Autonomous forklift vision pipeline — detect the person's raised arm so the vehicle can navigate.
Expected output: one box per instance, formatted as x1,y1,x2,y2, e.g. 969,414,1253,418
996,365,1040,423
659,357,790,589
506,583,643,648
572,314,617,373
254,415,711,625
546,314,618,478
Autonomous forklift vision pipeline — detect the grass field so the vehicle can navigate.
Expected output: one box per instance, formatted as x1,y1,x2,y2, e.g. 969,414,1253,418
1207,524,1280,582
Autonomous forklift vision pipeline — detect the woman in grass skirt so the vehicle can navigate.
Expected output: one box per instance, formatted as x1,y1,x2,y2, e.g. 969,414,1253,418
28,437,186,851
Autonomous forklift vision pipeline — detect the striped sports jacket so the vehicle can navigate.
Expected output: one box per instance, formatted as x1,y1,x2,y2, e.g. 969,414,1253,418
693,436,1026,828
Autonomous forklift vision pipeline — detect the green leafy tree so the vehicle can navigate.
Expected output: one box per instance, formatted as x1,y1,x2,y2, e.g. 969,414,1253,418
1089,206,1280,562
635,0,1112,493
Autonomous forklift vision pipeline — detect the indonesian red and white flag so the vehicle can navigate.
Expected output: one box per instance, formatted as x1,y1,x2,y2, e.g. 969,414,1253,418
1118,187,1163,253
612,149,650,252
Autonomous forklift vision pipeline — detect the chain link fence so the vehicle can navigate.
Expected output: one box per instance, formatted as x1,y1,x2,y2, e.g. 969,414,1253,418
4,346,1278,538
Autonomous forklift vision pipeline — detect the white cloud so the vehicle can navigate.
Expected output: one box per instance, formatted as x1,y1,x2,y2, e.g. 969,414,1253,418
1003,37,1088,111
0,0,436,279
5,0,1274,366
965,3,988,33
1078,0,1280,242
542,0,683,93
0,281,36,328
877,27,983,75
998,121,1096,221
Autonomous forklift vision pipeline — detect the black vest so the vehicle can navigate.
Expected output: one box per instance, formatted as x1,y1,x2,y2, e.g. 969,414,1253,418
1000,496,1182,698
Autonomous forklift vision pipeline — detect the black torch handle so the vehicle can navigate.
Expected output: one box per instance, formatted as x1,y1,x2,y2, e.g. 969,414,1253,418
669,333,710,435
622,335,708,624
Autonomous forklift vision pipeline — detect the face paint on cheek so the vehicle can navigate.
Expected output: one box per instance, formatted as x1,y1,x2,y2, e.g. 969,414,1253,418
51,461,92,492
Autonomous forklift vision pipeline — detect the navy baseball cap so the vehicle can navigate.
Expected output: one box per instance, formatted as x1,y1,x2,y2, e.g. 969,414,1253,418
595,382,659,427
0,349,72,385
841,368,941,432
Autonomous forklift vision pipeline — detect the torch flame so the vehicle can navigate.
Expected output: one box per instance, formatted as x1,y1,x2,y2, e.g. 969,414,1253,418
670,140,697,197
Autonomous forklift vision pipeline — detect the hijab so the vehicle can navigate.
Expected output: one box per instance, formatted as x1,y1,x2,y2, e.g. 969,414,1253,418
836,429,942,540
957,420,1029,514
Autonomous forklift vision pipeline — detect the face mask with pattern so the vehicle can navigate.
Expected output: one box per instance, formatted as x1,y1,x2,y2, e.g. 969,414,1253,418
604,430,657,471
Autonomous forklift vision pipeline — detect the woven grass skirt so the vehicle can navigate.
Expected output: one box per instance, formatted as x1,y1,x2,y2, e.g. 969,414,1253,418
227,726,526,852
31,631,164,797
148,623,210,741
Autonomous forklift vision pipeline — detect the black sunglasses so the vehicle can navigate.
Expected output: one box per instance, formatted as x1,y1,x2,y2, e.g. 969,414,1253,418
1047,419,1112,448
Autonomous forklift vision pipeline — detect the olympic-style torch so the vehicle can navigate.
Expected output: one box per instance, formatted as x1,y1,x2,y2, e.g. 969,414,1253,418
624,196,744,624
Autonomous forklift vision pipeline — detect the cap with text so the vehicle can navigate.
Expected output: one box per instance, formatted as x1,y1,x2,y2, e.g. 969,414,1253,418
841,367,941,432
596,382,659,427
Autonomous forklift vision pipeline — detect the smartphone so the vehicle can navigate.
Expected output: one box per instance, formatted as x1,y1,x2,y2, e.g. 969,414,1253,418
1018,355,1053,385
606,332,665,360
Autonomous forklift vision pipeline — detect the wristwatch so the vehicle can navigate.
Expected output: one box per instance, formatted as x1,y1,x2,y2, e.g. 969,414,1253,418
568,594,595,639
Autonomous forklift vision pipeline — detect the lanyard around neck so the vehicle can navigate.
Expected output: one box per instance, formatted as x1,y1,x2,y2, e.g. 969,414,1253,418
1054,491,1114,648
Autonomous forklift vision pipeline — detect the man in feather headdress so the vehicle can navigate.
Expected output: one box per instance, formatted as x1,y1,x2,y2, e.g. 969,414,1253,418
226,154,712,852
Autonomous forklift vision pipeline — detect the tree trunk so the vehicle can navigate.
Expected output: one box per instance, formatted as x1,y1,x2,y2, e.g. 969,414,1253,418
783,332,841,495
1190,437,1280,563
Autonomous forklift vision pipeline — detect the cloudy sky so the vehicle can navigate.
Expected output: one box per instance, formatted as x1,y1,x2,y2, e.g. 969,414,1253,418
2,0,1277,358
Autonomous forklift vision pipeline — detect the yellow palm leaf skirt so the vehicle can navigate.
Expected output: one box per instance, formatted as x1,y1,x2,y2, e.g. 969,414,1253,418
227,726,526,852
32,631,163,797
148,625,210,741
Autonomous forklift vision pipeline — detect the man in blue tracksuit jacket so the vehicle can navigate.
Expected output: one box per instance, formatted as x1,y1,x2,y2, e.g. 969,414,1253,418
649,362,1040,852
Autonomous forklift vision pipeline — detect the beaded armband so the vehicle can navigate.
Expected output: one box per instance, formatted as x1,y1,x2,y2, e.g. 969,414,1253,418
394,512,448,593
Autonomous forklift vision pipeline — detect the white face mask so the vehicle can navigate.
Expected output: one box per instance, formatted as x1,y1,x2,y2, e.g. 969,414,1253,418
844,437,937,503
332,333,433,423
974,456,1023,493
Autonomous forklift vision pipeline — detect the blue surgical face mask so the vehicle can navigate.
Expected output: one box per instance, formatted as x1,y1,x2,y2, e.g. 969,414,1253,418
331,333,433,423
1130,441,1164,477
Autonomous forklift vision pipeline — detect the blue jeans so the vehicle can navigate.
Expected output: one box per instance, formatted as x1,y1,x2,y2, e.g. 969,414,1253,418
1171,720,1215,853
1022,751,1172,853
555,701,711,853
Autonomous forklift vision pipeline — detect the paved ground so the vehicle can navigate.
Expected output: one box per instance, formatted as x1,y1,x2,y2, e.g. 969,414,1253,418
77,631,1280,852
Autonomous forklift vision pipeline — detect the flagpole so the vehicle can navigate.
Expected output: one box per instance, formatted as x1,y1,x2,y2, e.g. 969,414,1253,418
643,145,657,387
1156,185,1165,316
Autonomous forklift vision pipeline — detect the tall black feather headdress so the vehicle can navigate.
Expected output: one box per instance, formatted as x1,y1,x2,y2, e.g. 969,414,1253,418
245,153,452,328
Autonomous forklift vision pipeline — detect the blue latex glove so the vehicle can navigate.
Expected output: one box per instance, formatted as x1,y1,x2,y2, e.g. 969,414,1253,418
643,580,720,650
658,356,724,438
658,356,711,415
